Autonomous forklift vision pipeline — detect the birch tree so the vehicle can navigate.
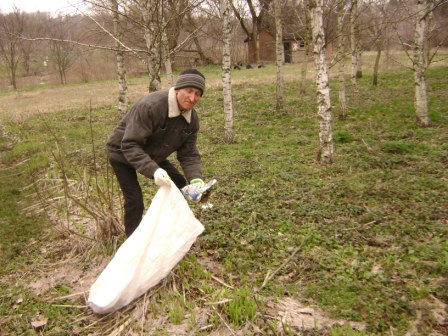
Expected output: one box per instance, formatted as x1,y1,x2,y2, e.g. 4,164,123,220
413,0,434,127
161,26,174,87
221,0,234,143
300,0,312,96
349,0,360,91
274,0,284,110
336,0,347,119
138,0,163,92
391,0,445,126
110,0,128,116
309,0,334,163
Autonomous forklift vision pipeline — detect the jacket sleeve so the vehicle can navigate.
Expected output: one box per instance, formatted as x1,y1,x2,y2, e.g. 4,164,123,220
121,102,160,178
177,129,202,183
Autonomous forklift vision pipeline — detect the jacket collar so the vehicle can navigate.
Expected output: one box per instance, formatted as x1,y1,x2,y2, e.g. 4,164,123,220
168,87,191,124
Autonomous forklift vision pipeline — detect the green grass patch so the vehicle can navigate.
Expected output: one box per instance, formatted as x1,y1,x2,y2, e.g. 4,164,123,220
0,63,447,334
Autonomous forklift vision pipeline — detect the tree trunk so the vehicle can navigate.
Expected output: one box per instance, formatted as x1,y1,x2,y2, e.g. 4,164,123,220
336,0,347,119
142,1,161,92
253,22,260,64
349,0,359,92
274,0,284,110
372,47,381,86
300,46,309,95
221,0,234,143
300,0,311,96
187,13,210,65
413,0,432,127
309,0,334,164
161,21,174,87
111,0,128,116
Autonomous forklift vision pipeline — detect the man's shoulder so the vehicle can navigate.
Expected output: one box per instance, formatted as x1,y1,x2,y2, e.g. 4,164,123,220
133,90,169,113
139,90,169,102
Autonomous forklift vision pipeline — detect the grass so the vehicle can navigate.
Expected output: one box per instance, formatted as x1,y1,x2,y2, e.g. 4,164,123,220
0,60,447,335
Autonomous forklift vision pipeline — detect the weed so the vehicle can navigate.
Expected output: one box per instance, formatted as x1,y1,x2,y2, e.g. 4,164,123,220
223,286,257,326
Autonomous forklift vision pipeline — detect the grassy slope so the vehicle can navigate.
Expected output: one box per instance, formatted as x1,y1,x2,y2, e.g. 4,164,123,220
196,65,447,333
0,64,447,335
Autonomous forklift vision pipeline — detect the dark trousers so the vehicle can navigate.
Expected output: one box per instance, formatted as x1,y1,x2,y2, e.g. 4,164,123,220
109,159,187,237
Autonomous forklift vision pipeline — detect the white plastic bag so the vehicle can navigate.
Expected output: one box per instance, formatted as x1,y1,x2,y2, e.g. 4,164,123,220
87,180,204,314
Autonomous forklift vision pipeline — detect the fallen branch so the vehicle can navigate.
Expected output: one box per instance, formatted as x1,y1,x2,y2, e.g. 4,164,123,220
211,275,234,289
50,291,86,302
204,298,232,306
258,235,309,292
211,305,237,336
52,304,87,309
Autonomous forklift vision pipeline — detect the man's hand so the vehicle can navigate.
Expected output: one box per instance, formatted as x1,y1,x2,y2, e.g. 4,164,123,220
181,178,205,202
154,168,171,187
190,178,205,188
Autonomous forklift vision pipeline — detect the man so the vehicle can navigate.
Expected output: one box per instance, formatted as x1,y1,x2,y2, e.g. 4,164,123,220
106,69,205,237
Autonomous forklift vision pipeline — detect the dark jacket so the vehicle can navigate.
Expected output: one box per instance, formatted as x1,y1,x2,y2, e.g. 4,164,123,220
106,90,202,182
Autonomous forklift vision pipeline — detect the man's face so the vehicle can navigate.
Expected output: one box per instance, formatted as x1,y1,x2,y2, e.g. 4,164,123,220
176,87,202,111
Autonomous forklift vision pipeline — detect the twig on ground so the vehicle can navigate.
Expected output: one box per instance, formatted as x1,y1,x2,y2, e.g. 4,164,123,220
361,138,373,152
50,292,86,302
204,298,233,306
211,274,234,289
341,219,379,231
52,304,87,308
252,292,277,335
258,236,309,292
212,305,237,336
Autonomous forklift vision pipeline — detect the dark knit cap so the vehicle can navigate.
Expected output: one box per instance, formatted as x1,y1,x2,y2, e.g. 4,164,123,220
174,69,206,96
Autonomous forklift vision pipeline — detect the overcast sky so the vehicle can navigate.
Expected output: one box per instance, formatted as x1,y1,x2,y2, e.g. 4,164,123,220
0,0,87,14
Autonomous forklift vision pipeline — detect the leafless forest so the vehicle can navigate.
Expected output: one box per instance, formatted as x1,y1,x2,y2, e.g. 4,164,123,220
0,0,446,90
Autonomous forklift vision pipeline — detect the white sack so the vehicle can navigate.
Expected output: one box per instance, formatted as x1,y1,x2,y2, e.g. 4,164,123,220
87,181,204,314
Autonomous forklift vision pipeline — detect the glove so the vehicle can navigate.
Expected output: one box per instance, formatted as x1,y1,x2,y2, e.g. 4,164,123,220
154,168,171,187
190,178,205,187
181,178,204,202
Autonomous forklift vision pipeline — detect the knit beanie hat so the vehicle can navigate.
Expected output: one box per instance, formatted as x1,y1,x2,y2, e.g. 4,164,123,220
174,69,206,96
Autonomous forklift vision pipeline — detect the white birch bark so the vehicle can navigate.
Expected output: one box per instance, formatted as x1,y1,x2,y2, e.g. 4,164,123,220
300,0,311,95
274,0,284,110
309,0,334,163
336,0,347,119
349,0,359,91
161,21,174,87
221,0,234,143
413,0,432,127
111,0,128,116
141,0,161,92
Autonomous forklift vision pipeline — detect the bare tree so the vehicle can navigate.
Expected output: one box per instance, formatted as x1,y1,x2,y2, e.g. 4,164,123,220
110,0,128,115
137,0,163,91
349,0,360,91
309,0,334,164
230,0,272,64
363,0,393,86
390,0,447,126
274,0,284,110
0,7,25,89
413,0,434,127
221,0,234,143
336,0,347,119
47,15,80,85
300,0,312,96
19,13,48,77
